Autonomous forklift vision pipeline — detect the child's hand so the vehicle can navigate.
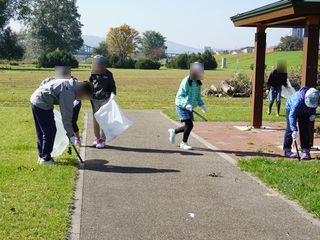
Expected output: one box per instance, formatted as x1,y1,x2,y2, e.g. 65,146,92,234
186,104,193,112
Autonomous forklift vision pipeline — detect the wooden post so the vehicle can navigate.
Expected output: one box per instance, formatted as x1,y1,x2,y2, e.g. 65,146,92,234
251,26,266,128
301,17,320,147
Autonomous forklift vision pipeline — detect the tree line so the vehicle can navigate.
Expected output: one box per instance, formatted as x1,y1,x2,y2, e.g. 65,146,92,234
0,0,83,62
0,1,217,70
93,24,166,69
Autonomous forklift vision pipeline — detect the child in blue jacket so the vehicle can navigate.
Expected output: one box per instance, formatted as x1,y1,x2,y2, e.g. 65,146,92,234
284,87,319,160
168,62,207,150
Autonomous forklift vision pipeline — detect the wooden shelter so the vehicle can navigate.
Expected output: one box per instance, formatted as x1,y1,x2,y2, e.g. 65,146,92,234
231,0,320,144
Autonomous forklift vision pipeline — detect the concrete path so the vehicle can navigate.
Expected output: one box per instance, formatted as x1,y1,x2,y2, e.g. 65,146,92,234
80,110,320,240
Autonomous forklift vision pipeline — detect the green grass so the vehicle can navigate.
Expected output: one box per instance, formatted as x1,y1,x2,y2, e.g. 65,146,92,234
238,158,320,219
163,97,286,122
0,67,236,109
0,107,79,240
215,51,303,70
0,67,286,122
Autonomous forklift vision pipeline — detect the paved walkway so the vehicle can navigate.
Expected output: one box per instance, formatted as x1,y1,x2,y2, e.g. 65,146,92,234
80,110,320,240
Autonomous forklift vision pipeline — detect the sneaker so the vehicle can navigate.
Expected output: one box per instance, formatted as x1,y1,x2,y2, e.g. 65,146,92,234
75,137,81,147
301,152,311,161
284,150,296,159
96,139,106,149
38,158,55,165
92,137,99,146
180,142,192,150
168,129,176,144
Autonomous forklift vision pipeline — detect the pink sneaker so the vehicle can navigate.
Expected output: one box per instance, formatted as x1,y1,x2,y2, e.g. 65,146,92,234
92,137,99,146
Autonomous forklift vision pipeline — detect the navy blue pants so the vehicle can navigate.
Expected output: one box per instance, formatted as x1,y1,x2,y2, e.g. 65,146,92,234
72,101,82,133
283,109,310,151
268,86,282,114
32,105,57,161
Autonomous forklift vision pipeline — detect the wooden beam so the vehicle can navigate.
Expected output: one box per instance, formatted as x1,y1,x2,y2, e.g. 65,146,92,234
265,16,306,27
302,19,319,87
233,7,295,27
301,16,320,147
251,26,267,128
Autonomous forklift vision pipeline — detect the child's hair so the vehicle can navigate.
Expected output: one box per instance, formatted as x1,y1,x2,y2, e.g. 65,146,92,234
78,81,94,97
188,77,202,86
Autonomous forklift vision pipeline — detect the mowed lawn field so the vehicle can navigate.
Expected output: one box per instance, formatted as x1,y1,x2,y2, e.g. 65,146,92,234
215,51,303,70
0,66,287,121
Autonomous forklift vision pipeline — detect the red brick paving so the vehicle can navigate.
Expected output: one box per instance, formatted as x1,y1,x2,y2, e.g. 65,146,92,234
193,121,320,160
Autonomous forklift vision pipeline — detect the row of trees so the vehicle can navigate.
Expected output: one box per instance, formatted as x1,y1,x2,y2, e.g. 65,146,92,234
166,51,218,70
93,24,167,69
0,0,83,64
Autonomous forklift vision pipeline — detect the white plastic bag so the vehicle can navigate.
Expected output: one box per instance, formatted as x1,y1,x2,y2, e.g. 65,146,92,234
94,95,133,142
52,109,69,157
282,79,296,99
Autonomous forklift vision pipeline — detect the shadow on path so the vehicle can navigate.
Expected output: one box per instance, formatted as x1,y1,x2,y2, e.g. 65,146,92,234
84,145,203,156
85,159,180,174
192,147,282,158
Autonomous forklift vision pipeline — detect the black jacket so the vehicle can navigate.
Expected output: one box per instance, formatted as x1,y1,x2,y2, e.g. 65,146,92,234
266,69,288,90
89,70,116,100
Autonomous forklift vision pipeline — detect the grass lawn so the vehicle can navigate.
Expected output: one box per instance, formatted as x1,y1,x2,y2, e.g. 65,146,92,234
163,98,286,122
238,158,320,219
215,51,303,70
0,67,285,121
0,107,79,240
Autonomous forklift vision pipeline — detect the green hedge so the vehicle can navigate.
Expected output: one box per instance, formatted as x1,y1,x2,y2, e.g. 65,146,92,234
38,49,79,68
135,58,161,69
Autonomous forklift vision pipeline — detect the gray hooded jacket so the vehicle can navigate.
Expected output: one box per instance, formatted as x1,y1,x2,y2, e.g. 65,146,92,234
30,78,78,137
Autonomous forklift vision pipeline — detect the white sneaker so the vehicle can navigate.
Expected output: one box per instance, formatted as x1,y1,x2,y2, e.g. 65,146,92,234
38,158,55,165
96,139,106,149
180,142,192,150
168,129,176,144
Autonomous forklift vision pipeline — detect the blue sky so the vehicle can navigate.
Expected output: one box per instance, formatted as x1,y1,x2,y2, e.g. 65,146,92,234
12,0,292,49
77,0,291,49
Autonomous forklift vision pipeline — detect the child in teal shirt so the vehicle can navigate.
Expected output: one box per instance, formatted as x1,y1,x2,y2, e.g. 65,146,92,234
168,62,207,150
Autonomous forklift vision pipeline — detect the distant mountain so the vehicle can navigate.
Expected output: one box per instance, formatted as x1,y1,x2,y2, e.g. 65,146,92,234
82,35,204,54
166,41,203,54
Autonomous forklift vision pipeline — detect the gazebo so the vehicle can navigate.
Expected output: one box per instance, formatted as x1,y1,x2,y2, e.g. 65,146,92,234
231,0,320,144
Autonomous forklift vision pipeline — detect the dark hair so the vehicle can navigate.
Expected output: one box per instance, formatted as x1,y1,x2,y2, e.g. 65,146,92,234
188,77,202,86
78,81,94,96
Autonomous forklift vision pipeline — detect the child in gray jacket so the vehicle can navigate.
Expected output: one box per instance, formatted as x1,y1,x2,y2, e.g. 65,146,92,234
30,75,93,165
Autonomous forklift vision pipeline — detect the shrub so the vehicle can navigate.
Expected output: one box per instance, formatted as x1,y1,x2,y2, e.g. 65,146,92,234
250,63,267,70
166,51,217,70
9,61,19,66
226,71,252,97
135,58,161,70
113,58,136,69
202,50,218,70
104,54,135,69
38,49,79,68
